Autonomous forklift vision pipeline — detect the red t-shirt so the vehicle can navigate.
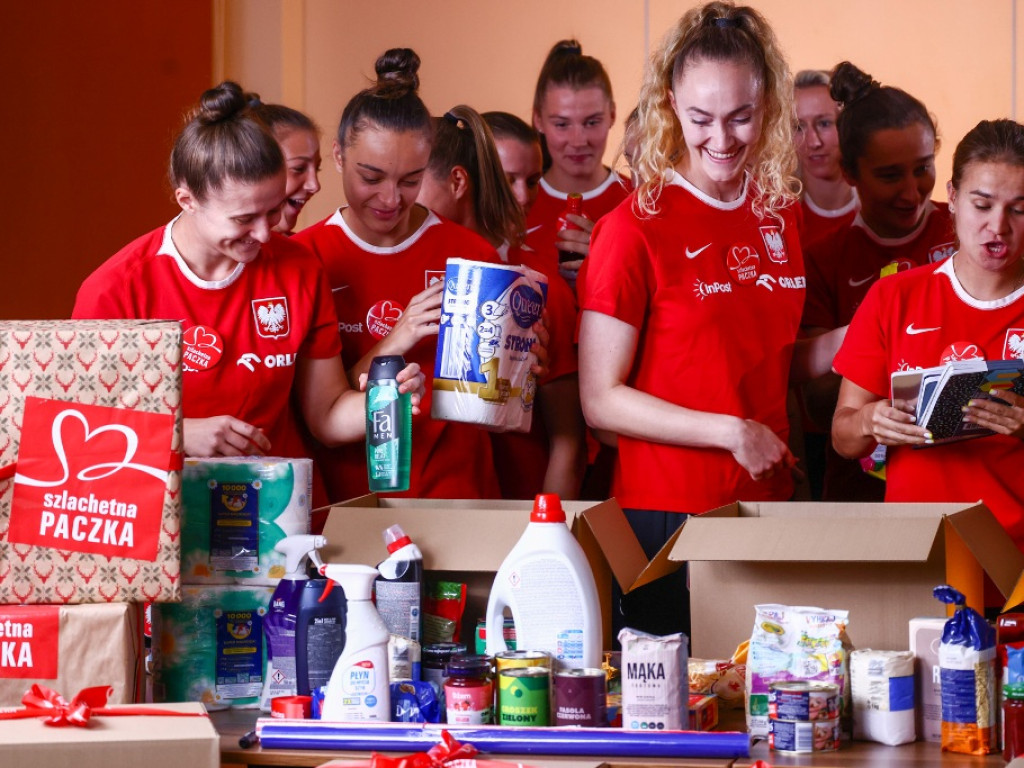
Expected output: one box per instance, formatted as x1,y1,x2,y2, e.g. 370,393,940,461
490,242,580,499
72,220,342,462
294,207,503,502
803,202,955,329
833,258,1024,550
525,170,630,271
582,172,805,513
797,192,858,250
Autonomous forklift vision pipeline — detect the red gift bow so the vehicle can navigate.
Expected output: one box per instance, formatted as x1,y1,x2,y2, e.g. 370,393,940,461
0,684,208,727
369,730,480,768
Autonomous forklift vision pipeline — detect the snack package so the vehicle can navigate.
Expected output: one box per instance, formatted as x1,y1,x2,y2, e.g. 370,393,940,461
688,645,746,710
934,585,997,755
423,580,466,644
744,604,851,738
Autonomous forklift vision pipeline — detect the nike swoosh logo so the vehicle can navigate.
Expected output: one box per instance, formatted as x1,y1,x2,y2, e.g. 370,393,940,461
848,274,875,287
332,285,349,293
906,323,941,335
526,225,543,235
686,243,712,260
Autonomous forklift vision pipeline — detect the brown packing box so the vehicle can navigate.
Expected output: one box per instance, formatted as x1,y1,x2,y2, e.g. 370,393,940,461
0,320,183,603
0,701,218,768
318,495,630,647
0,602,144,706
580,501,1024,659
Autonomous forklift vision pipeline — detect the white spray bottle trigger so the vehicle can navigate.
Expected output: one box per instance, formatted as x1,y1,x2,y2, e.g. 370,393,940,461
274,534,328,579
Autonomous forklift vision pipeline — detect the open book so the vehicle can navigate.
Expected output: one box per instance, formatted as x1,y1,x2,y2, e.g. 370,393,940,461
889,358,1024,445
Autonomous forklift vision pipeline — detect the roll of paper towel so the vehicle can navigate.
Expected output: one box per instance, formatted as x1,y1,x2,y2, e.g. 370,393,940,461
432,258,547,433
152,584,274,710
181,457,312,585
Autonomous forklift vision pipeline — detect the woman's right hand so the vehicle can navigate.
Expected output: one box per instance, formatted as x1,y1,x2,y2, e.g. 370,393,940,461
183,416,272,457
730,419,797,482
858,398,930,446
379,282,444,355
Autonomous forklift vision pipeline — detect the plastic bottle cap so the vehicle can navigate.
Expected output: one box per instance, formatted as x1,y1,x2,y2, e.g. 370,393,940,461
369,355,407,380
384,524,413,553
446,654,492,678
530,493,566,523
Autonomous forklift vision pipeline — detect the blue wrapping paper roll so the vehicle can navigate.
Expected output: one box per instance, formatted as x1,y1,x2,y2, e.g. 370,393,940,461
255,719,750,759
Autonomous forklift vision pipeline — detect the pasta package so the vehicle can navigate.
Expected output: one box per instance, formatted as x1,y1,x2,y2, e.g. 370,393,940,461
934,585,997,755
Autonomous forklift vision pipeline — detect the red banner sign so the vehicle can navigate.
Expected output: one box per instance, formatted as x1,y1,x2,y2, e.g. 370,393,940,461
7,397,173,561
0,606,59,679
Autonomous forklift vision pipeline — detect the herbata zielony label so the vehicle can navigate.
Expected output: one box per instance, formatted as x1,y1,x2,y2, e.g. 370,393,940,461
8,397,172,560
0,606,59,678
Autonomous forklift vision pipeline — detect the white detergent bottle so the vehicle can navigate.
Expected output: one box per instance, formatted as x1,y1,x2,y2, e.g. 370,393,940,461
485,493,602,670
319,564,390,722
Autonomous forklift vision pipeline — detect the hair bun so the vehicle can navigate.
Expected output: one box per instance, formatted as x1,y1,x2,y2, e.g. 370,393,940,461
195,81,259,125
375,48,421,95
551,39,583,56
830,61,878,107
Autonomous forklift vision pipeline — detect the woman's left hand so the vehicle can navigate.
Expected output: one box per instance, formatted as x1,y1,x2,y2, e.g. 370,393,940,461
357,362,426,415
962,390,1024,438
530,311,551,380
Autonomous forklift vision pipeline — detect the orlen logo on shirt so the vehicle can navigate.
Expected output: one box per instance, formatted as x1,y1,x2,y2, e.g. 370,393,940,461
367,300,404,340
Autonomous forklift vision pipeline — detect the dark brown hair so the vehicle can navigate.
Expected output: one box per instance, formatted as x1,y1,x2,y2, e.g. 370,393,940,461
532,39,614,117
337,48,433,148
830,61,937,179
483,111,540,147
951,119,1024,190
250,102,319,139
169,81,283,201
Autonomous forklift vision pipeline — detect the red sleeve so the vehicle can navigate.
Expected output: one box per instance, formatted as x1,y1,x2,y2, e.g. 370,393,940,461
540,270,578,384
580,207,653,330
801,236,839,330
832,279,890,398
298,257,343,360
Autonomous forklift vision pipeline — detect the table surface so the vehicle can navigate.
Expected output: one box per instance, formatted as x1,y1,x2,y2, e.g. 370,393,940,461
213,708,1009,768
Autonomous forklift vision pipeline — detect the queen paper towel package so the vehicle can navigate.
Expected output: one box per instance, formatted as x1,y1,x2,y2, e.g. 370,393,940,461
432,258,547,432
180,457,312,585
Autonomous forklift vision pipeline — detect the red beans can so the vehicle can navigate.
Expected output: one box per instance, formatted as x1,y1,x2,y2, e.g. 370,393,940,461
553,668,606,727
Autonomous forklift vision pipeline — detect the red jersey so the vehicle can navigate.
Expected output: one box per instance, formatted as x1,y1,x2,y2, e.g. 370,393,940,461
834,258,1024,550
803,202,954,329
582,172,806,514
798,191,858,250
525,170,629,272
72,220,341,462
491,242,580,499
294,207,503,502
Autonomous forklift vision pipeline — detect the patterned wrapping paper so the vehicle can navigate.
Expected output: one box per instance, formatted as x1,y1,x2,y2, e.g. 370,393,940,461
0,320,183,604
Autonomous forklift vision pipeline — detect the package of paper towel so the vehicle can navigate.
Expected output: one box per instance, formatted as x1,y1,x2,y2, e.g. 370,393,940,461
432,258,547,432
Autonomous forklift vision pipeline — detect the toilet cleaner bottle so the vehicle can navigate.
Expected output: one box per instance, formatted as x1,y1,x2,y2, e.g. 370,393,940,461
319,564,390,721
375,523,423,641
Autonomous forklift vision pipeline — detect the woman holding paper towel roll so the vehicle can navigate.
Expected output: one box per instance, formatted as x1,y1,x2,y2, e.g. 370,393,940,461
294,49,548,502
417,105,586,499
72,82,424,474
832,119,1024,551
578,2,843,635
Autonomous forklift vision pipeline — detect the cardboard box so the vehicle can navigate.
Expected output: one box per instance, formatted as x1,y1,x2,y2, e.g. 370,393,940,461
0,602,144,706
0,320,183,603
319,495,630,647
664,502,1024,659
0,701,218,768
688,692,719,731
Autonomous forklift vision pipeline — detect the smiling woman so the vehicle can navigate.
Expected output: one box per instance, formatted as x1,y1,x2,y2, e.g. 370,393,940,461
71,81,424,524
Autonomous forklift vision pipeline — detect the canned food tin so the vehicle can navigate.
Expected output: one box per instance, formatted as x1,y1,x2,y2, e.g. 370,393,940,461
768,681,839,722
769,717,840,753
498,666,550,726
494,650,549,673
554,668,606,727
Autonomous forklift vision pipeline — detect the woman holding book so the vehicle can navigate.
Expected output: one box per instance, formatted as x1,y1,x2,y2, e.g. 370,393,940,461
832,119,1024,551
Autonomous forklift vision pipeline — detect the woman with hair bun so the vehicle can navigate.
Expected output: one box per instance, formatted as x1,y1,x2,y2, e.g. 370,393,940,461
250,102,323,235
418,105,586,499
792,69,857,246
73,82,423,526
579,2,842,635
833,118,1024,551
802,62,953,501
295,50,544,502
528,39,628,289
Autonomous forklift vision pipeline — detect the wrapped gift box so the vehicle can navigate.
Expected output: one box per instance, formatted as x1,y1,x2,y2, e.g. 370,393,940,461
0,320,183,603
0,603,144,705
0,701,218,768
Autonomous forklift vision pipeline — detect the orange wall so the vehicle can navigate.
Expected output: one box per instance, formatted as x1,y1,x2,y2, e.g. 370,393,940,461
1,2,213,320
218,0,1020,232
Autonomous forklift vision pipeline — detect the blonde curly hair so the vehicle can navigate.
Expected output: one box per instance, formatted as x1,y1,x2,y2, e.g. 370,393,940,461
633,1,798,219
